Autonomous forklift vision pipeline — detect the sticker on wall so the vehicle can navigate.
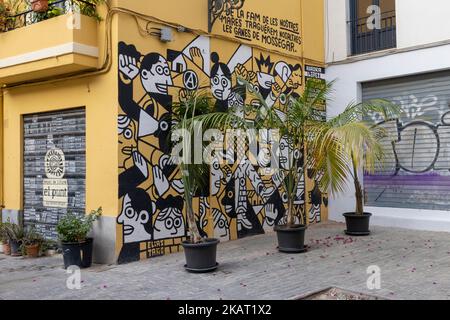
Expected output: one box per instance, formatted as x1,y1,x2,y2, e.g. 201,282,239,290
43,148,68,208
43,179,68,208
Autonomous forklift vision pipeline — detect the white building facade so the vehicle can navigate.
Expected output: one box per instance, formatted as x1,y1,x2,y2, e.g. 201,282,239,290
325,0,450,231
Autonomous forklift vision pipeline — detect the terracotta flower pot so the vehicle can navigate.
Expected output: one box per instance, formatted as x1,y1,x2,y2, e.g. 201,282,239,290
3,242,11,255
31,0,49,13
26,244,40,258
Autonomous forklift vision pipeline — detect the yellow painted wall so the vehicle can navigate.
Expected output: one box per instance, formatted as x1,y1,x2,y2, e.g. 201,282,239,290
302,0,325,63
0,90,3,209
115,0,326,263
1,6,120,217
0,0,325,262
2,75,118,216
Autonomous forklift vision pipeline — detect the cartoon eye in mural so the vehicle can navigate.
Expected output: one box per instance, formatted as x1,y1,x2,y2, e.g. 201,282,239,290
117,189,155,244
221,179,236,218
277,136,294,170
211,158,225,196
118,116,138,163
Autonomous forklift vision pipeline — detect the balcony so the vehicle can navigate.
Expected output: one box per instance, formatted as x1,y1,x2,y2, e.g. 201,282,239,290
0,0,100,85
348,10,396,55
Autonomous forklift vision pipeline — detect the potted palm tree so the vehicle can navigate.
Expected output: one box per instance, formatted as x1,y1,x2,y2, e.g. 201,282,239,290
56,207,102,268
312,99,400,236
172,90,248,272
241,79,335,253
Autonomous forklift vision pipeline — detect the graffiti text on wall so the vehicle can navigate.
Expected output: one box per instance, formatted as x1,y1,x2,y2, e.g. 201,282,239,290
365,85,450,211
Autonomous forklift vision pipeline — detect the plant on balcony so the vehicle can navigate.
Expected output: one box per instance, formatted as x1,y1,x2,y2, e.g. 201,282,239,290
311,99,400,236
30,0,48,13
74,0,106,21
34,0,106,23
0,1,9,32
56,207,102,268
171,89,249,272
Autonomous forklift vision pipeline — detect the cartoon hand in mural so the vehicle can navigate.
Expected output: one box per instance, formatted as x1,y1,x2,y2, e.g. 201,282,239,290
132,151,149,178
153,166,170,197
265,203,278,226
119,54,140,80
189,47,204,69
235,63,249,81
272,170,285,188
271,82,283,97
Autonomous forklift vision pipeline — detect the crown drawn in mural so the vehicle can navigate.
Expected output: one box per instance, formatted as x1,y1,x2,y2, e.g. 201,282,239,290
256,54,274,74
208,0,246,32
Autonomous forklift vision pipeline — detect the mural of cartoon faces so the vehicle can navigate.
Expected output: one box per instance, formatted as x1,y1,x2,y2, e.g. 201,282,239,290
117,34,327,263
140,54,173,95
117,188,155,244
211,53,233,102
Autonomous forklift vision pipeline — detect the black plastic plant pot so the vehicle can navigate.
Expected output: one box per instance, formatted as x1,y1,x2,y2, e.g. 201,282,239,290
182,238,219,273
343,212,372,236
274,224,307,253
10,240,22,256
61,238,94,269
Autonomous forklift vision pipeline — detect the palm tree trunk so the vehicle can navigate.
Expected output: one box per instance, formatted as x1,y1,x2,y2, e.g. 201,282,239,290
186,198,202,243
351,153,364,215
287,198,294,227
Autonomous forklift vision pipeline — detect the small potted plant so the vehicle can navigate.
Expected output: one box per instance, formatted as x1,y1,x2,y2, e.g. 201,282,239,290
56,207,102,269
30,0,48,12
41,239,58,257
23,228,44,258
0,221,10,254
5,223,24,256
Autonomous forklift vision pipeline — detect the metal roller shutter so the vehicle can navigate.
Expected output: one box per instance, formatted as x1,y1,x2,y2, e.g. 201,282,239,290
362,70,450,211
23,108,86,239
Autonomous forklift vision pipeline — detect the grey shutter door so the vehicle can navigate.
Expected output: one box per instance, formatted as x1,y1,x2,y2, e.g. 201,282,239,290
362,70,450,211
23,108,86,239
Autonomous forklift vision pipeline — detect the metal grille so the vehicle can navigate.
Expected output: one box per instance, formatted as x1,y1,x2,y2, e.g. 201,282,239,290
23,108,86,239
363,71,450,211
348,10,396,55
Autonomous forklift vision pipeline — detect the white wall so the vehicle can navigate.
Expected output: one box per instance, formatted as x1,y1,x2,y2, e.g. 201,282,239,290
325,43,450,228
325,0,349,63
325,0,450,63
396,0,450,49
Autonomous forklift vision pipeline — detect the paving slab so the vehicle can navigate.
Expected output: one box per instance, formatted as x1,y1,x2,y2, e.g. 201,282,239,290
0,222,449,300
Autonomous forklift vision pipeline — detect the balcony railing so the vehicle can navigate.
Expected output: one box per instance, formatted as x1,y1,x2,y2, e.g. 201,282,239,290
348,10,396,55
4,0,96,32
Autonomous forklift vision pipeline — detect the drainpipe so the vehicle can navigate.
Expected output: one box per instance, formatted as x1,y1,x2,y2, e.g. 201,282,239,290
0,88,4,220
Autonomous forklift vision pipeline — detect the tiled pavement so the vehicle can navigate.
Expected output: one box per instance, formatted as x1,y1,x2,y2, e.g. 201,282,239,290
1,221,449,300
